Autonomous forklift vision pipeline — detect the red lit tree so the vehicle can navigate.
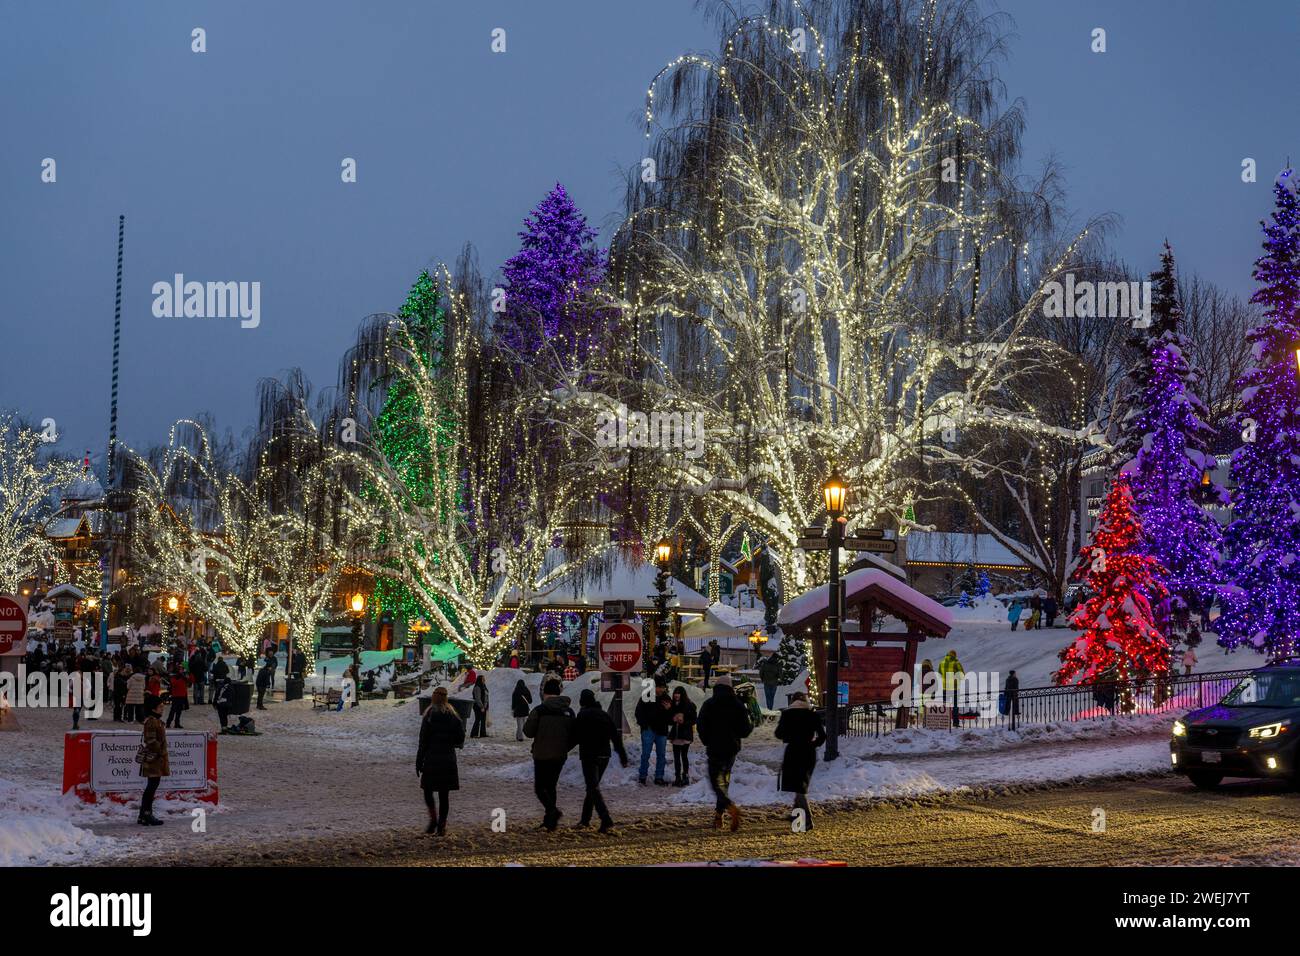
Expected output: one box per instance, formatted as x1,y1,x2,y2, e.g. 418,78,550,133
1056,477,1173,696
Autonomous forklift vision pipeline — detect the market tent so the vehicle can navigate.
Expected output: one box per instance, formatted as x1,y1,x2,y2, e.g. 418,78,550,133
503,550,710,613
679,603,766,649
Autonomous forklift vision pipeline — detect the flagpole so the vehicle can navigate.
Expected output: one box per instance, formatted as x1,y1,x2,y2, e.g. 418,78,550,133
99,215,124,650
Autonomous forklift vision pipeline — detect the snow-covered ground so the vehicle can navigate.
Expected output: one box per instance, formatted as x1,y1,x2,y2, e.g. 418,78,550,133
1,620,1271,865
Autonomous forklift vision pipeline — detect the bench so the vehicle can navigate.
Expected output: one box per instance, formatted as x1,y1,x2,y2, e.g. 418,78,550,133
311,688,342,710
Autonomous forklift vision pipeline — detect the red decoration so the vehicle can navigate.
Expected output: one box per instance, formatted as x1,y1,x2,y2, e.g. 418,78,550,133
1056,477,1173,692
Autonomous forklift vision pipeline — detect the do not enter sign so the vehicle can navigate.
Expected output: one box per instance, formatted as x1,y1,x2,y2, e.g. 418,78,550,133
598,621,642,673
0,595,28,656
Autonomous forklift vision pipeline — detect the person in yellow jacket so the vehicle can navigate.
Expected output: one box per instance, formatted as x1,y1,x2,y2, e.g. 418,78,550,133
936,650,965,722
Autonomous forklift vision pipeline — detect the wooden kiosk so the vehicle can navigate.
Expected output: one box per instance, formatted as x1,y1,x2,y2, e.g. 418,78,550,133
777,568,952,721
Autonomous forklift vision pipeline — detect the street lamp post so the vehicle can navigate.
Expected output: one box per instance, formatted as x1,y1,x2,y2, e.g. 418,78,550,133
823,473,847,761
166,595,179,650
349,592,365,707
652,537,673,676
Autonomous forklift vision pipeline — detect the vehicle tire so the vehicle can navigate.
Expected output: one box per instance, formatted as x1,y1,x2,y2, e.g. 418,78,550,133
1187,771,1223,790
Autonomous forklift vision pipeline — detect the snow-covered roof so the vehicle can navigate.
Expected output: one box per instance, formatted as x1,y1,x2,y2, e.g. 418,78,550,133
46,583,87,601
61,473,105,503
504,550,710,611
681,603,765,641
44,517,88,539
778,568,953,634
904,531,1030,569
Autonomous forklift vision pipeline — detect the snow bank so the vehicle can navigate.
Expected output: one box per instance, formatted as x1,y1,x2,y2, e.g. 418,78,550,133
0,777,114,866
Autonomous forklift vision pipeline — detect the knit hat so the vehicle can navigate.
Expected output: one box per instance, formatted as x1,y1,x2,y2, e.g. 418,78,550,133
579,688,597,707
715,674,732,687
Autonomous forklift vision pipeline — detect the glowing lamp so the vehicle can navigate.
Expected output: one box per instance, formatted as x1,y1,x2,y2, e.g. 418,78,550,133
167,596,179,613
350,592,366,615
823,472,847,518
748,629,768,650
655,538,672,566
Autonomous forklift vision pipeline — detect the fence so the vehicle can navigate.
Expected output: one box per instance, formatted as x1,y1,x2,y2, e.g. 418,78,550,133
838,667,1257,738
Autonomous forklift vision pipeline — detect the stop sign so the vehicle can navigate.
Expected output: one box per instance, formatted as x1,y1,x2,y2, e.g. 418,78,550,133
0,595,28,656
598,621,643,673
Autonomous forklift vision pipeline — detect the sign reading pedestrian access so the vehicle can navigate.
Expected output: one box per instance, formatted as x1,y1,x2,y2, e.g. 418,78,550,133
0,595,27,656
598,620,643,673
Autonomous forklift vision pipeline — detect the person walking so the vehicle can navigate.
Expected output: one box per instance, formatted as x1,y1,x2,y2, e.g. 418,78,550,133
696,675,752,831
165,667,189,729
470,673,490,738
573,688,628,833
113,663,129,722
188,644,208,705
136,694,170,826
1043,595,1058,628
634,683,673,785
523,678,576,831
511,678,533,741
125,666,146,723
669,685,697,786
255,659,272,710
416,687,465,836
758,651,783,711
1004,670,1020,731
1007,598,1023,631
1182,645,1198,676
774,691,827,830
698,645,713,689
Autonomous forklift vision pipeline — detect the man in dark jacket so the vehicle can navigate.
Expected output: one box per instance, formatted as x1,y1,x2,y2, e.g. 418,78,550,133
573,688,629,833
210,654,230,684
758,652,784,710
1043,597,1058,629
1004,670,1020,731
523,679,576,831
698,646,713,689
255,661,272,710
187,646,207,704
634,683,673,785
696,675,752,830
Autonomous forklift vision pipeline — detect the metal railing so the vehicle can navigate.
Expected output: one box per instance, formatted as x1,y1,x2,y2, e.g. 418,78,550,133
838,667,1257,737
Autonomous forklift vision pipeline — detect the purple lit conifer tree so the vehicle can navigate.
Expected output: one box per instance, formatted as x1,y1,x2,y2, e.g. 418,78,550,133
1217,169,1300,657
1115,243,1222,620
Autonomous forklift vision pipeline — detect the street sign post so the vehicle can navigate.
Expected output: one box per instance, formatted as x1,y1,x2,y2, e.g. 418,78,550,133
0,595,28,657
598,619,642,736
598,621,643,673
602,599,636,622
846,538,896,554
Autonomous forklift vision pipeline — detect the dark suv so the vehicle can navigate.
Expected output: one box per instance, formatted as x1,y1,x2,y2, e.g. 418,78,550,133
1170,662,1300,789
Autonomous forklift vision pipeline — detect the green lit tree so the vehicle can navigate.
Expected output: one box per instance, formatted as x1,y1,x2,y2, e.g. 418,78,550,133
369,271,461,643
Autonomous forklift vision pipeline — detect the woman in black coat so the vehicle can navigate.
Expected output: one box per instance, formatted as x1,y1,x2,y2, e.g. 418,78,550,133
416,687,466,835
668,685,697,786
511,678,533,741
774,691,827,830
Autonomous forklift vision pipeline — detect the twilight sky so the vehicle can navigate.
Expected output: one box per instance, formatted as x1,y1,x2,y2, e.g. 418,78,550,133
1,0,1295,465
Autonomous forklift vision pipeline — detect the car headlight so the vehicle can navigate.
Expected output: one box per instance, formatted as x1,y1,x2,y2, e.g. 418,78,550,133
1248,721,1290,739
1172,719,1187,737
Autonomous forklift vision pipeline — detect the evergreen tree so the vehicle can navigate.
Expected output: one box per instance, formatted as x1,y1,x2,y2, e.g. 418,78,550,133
369,271,461,641
1056,477,1172,694
1117,244,1222,618
497,183,608,367
1218,169,1300,658
975,571,991,598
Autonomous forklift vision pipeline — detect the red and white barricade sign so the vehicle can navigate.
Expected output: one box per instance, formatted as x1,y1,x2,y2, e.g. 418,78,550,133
62,730,219,804
0,594,27,656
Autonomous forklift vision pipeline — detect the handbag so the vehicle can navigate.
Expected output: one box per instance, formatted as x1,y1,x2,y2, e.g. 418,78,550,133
133,730,149,765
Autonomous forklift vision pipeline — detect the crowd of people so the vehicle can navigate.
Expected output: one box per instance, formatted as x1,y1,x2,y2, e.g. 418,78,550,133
415,672,828,838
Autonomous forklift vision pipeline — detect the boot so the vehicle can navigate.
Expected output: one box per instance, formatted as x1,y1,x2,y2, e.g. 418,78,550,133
140,814,164,826
598,819,614,835
436,821,446,836
425,810,438,835
727,804,741,831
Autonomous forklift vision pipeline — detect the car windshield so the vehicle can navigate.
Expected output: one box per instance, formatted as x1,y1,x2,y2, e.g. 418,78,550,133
1221,671,1300,707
